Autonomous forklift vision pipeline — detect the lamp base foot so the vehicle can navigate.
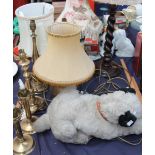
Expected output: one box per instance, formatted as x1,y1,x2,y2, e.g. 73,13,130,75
101,62,121,78
13,134,35,155
95,60,121,78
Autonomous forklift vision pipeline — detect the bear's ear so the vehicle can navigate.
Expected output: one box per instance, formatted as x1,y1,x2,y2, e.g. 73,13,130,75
117,88,136,94
118,111,137,127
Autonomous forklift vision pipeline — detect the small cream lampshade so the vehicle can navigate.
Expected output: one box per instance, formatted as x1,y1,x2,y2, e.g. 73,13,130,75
15,2,54,57
33,23,95,86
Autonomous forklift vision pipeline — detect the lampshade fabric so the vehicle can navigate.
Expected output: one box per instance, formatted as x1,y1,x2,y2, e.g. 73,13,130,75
56,0,103,41
33,23,95,86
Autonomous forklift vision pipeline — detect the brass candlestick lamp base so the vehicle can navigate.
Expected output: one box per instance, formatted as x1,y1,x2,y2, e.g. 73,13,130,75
13,107,35,155
13,135,35,155
30,19,48,95
18,50,47,113
21,116,38,134
28,88,47,113
28,95,46,114
18,89,38,134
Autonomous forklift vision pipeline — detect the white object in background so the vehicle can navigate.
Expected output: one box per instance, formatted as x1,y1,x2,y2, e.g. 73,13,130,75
15,3,54,57
56,0,102,41
122,8,136,22
89,55,101,61
123,4,142,22
13,62,18,76
21,111,26,120
103,15,109,26
136,16,142,24
140,25,142,32
133,4,142,17
18,79,25,90
113,29,134,57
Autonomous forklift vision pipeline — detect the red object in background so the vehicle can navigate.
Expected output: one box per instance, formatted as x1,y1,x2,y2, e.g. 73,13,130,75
13,0,29,17
13,46,19,56
84,38,99,54
85,38,98,45
88,0,94,11
133,32,142,76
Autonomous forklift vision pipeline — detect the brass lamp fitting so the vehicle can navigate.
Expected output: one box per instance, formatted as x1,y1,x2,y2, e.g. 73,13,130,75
18,89,37,134
13,107,35,155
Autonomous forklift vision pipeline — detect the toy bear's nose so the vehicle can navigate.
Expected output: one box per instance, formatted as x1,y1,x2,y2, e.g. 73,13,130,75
118,111,137,127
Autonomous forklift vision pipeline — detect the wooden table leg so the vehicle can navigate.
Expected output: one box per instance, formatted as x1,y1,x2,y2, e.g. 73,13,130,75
120,59,142,103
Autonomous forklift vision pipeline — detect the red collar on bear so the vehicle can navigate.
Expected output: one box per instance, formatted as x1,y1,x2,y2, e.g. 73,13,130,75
96,101,108,121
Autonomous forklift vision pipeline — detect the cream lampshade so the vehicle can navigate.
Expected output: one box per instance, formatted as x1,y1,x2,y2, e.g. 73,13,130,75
15,2,54,57
33,23,95,86
56,0,102,41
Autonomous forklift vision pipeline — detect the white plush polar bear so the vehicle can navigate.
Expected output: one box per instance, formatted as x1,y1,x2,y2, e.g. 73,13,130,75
33,87,142,144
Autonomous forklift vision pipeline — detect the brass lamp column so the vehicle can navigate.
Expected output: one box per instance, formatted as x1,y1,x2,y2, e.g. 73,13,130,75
18,50,46,113
30,20,39,63
18,89,38,134
13,107,35,155
30,20,48,94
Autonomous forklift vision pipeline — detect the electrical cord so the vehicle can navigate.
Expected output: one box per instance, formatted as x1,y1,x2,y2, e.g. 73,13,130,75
117,136,142,146
43,90,52,103
112,61,133,86
84,64,131,95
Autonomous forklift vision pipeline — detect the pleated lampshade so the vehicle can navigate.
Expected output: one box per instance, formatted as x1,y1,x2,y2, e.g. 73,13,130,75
33,22,95,86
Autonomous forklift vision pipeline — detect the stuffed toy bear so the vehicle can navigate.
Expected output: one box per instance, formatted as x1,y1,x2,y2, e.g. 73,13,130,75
33,87,142,144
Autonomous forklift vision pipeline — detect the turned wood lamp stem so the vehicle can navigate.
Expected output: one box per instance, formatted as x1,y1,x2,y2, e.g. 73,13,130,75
103,4,116,66
101,4,120,77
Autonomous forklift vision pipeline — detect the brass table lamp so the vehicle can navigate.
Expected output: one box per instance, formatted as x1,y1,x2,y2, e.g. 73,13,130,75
13,107,35,155
33,22,95,89
18,89,38,134
18,50,47,113
30,20,48,94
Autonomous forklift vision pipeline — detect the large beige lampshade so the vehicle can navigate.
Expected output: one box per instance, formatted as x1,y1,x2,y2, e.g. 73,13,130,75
33,23,95,86
94,0,142,5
